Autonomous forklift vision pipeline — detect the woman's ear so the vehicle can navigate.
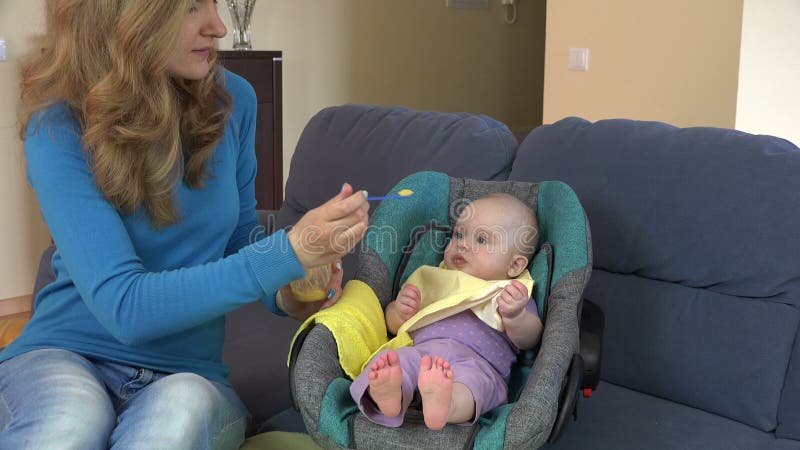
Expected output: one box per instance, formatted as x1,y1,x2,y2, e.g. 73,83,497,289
507,254,529,278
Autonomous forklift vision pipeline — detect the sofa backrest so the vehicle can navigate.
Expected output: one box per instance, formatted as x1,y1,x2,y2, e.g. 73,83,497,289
509,117,800,437
277,104,517,278
278,104,516,227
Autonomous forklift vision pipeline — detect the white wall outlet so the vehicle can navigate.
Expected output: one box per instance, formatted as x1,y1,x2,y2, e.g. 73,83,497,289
568,48,589,71
0,39,7,62
447,0,489,9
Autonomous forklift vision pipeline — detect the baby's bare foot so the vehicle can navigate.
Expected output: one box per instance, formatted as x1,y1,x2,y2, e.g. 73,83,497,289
418,355,454,430
367,350,403,417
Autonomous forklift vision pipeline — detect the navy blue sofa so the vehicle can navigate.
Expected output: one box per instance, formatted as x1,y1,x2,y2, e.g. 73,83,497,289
31,105,800,448
257,108,800,448
517,118,800,449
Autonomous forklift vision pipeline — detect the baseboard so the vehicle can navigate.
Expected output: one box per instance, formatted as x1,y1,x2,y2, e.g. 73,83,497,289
0,295,33,317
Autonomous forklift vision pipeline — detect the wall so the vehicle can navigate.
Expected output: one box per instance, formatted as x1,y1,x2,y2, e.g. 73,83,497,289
0,1,50,302
543,0,744,128
735,0,800,146
1,1,545,300
219,1,355,188
342,0,545,134
219,0,546,181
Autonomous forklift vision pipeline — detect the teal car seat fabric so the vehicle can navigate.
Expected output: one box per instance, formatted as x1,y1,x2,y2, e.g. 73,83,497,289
365,171,451,301
290,172,592,449
510,116,800,439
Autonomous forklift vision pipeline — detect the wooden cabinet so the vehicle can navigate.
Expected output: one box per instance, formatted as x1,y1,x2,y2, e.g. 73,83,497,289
218,50,283,210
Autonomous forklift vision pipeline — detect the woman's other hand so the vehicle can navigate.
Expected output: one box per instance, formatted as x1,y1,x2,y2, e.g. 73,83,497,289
287,183,369,269
277,260,344,320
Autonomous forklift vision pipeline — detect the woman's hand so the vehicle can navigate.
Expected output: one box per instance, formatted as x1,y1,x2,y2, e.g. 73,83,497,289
278,260,344,320
287,183,369,269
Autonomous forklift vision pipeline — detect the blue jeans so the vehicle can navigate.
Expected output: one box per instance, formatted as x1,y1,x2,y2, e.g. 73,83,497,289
0,349,248,449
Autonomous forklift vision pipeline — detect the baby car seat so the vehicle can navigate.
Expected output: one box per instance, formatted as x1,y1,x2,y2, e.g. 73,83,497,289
288,171,598,449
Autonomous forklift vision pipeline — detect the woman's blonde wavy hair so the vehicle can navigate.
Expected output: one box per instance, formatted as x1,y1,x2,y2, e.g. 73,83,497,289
20,0,232,228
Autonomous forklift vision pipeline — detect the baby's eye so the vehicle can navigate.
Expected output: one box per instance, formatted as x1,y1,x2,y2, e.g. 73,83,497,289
454,231,464,239
477,235,487,245
189,3,199,12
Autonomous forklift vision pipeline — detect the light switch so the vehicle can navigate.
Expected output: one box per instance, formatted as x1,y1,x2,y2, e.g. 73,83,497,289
568,48,589,71
0,39,6,62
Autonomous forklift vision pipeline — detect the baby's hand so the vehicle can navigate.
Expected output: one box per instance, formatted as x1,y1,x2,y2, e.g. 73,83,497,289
497,280,529,320
395,284,421,321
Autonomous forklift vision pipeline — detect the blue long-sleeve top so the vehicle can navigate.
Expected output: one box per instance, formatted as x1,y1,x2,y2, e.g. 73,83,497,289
0,70,304,384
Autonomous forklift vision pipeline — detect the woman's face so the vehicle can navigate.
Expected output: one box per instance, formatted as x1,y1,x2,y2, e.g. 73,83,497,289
167,0,227,80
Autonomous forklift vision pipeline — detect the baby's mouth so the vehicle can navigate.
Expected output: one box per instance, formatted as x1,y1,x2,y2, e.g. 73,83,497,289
451,254,467,267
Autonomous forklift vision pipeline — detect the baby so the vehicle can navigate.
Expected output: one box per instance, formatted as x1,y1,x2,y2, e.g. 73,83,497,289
350,193,544,430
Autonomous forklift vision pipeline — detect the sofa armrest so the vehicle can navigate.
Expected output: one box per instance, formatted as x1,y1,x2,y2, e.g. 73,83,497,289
257,209,278,235
30,245,57,314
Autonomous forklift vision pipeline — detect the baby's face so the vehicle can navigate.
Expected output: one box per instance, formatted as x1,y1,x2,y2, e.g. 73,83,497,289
443,199,522,280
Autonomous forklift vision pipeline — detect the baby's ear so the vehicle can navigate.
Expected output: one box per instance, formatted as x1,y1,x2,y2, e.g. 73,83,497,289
507,254,529,278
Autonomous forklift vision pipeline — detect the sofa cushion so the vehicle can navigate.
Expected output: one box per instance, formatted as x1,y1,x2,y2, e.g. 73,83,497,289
277,104,516,231
513,118,800,300
510,117,800,435
778,345,800,439
223,301,300,430
586,270,798,431
546,382,800,450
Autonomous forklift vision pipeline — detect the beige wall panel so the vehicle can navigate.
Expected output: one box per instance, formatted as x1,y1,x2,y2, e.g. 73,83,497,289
543,0,744,128
0,1,51,299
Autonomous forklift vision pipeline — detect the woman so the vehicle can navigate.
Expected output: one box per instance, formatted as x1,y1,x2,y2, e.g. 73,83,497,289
0,1,368,448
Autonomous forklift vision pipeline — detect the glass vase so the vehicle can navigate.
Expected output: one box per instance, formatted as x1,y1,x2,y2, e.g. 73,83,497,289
226,0,257,50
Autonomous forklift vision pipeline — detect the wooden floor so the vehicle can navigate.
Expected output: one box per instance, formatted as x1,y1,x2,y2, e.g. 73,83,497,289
0,311,30,347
